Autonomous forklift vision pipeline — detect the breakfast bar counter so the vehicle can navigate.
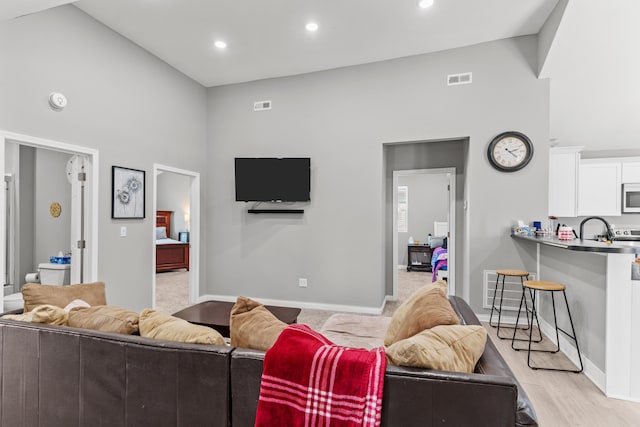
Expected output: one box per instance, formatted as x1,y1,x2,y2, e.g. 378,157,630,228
512,234,640,402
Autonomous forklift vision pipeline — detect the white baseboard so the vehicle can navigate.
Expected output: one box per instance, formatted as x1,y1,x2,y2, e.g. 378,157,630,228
198,294,386,315
537,317,606,394
476,312,606,394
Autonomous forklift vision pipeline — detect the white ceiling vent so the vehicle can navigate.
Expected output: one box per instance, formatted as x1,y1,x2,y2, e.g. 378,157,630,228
254,100,272,111
447,72,472,86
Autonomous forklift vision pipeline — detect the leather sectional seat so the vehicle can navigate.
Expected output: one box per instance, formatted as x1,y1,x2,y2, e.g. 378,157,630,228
0,296,537,427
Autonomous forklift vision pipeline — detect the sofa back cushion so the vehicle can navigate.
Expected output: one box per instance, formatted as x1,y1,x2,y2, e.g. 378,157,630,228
385,324,487,373
22,282,107,312
229,296,287,351
68,305,139,335
2,304,69,325
384,281,459,346
139,309,226,345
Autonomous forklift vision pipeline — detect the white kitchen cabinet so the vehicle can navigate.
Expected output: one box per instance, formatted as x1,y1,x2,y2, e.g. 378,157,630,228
622,162,640,183
578,161,621,216
548,147,582,217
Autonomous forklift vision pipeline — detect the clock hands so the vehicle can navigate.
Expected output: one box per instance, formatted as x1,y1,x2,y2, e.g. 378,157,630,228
504,147,522,159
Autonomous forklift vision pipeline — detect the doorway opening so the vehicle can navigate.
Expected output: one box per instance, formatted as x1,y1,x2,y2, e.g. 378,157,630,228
392,168,456,298
383,137,468,304
152,164,200,313
1,130,99,310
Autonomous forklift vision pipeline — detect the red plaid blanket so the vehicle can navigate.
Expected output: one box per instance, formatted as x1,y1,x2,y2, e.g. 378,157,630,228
255,324,386,427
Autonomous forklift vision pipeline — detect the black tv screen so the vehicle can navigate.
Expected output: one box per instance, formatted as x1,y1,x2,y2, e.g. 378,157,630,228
235,157,311,202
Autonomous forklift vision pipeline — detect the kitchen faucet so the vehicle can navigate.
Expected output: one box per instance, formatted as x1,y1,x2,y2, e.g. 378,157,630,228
579,216,614,241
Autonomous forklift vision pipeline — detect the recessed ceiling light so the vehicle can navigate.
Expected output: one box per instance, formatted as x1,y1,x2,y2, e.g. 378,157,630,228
305,22,319,32
418,0,434,8
214,40,227,49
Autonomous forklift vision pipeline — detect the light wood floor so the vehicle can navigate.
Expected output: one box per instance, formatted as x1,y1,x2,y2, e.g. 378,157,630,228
299,270,640,426
486,323,640,426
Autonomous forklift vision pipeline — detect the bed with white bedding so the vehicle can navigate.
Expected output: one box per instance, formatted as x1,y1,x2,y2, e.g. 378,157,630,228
156,210,190,272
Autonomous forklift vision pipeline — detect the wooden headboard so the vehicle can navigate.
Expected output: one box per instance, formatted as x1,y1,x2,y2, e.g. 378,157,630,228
156,210,172,236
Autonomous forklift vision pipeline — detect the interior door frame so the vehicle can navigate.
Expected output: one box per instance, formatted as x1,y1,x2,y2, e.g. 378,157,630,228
152,164,200,307
392,167,456,297
0,130,99,287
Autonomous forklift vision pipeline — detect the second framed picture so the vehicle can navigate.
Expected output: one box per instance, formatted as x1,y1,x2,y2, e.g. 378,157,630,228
112,166,145,219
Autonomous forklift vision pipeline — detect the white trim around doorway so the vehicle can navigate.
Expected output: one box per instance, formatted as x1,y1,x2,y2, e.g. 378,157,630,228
392,167,456,298
152,164,200,307
0,130,100,287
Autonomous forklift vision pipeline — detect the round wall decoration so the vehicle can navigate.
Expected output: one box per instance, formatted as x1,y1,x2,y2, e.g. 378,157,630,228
487,131,534,172
50,202,62,218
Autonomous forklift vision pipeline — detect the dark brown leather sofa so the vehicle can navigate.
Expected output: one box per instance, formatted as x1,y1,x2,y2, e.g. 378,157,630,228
0,319,232,427
0,296,537,427
231,296,538,427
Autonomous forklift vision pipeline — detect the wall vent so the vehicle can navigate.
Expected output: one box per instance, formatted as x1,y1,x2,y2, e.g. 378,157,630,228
447,72,472,86
483,270,536,312
254,100,272,111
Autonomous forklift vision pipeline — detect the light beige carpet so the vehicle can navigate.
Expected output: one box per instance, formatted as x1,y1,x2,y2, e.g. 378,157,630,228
155,270,190,314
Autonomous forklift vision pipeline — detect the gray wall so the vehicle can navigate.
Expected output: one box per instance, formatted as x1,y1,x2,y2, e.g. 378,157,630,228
206,36,550,312
34,148,72,271
0,5,207,310
397,173,449,266
157,172,191,239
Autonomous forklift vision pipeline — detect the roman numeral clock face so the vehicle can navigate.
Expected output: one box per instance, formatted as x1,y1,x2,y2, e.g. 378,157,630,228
487,131,534,172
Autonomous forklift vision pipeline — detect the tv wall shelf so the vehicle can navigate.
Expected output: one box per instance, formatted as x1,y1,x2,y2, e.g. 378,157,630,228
248,209,304,214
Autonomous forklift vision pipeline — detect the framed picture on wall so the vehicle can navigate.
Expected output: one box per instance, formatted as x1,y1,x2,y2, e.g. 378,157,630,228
112,166,145,219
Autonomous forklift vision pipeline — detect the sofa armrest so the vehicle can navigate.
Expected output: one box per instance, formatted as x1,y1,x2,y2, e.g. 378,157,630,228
449,296,538,426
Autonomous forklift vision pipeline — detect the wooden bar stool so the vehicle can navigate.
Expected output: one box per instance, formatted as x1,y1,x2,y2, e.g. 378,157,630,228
489,269,541,340
512,280,584,373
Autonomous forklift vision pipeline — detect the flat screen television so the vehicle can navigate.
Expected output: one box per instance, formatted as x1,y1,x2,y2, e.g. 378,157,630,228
235,157,311,202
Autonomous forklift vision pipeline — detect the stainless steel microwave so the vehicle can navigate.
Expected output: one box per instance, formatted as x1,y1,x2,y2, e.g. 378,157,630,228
623,183,640,213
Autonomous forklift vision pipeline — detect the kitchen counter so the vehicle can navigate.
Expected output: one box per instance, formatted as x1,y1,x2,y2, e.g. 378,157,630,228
512,234,640,254
512,234,640,402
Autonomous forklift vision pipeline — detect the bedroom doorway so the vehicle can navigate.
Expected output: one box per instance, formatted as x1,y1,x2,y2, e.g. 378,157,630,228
392,168,456,297
152,164,200,313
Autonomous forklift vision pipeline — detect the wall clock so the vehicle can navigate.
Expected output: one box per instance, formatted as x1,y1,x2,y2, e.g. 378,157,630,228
487,131,534,172
50,202,62,218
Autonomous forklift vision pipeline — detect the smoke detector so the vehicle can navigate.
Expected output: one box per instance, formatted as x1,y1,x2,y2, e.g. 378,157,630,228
48,92,68,111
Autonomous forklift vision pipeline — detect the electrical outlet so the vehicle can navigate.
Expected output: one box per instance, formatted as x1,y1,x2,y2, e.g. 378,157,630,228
298,278,308,288
120,226,127,237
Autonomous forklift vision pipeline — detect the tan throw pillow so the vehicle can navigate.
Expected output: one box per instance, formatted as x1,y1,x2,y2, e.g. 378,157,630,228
2,304,69,325
384,282,459,346
385,325,487,373
230,296,287,351
68,305,139,335
31,304,69,325
139,309,226,345
22,282,107,312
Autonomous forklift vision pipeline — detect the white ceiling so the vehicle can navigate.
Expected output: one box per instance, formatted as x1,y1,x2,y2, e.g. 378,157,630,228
0,0,73,22
3,1,637,151
66,0,559,87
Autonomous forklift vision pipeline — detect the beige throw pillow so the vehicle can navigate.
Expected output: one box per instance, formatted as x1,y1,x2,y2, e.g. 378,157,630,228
230,296,287,351
139,309,226,345
2,304,68,325
384,281,459,346
22,282,107,312
68,305,139,335
385,325,487,373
